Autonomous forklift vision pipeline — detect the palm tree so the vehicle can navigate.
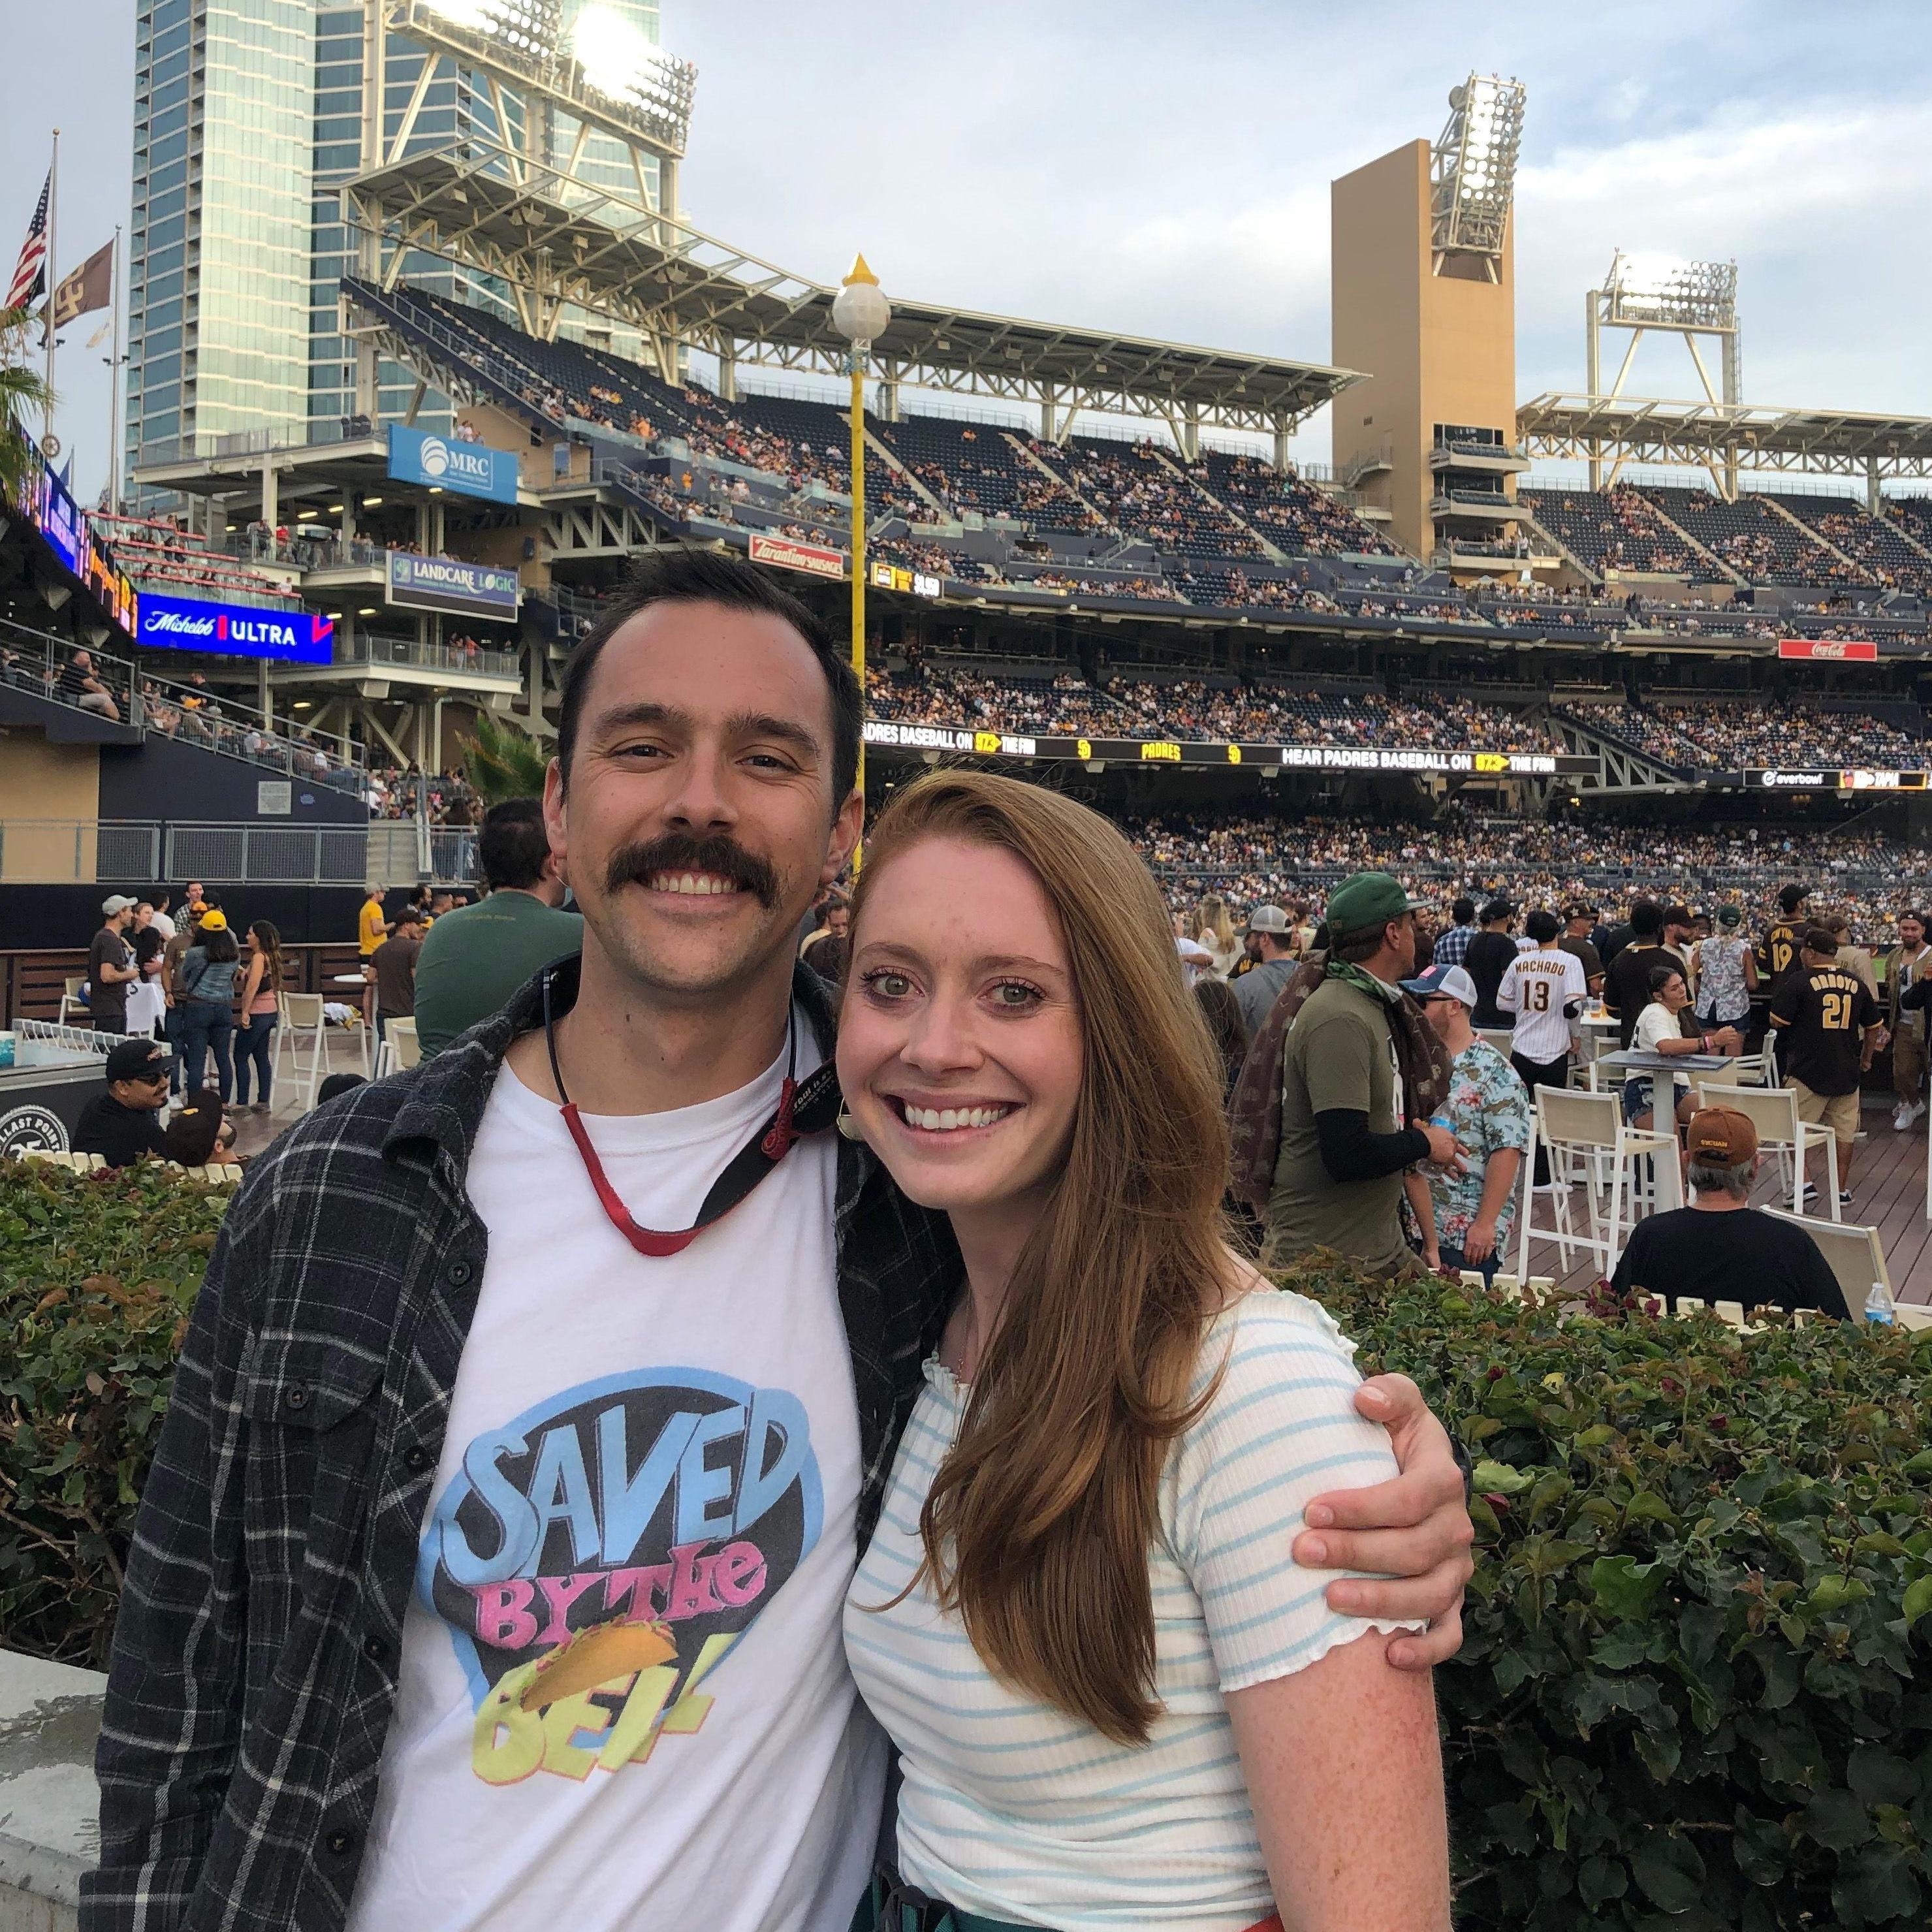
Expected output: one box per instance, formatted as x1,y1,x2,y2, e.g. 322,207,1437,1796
0,306,53,504
458,707,550,805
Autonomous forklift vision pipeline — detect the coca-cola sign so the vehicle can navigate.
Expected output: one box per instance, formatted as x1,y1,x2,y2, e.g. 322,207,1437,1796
136,592,332,664
1779,637,1878,661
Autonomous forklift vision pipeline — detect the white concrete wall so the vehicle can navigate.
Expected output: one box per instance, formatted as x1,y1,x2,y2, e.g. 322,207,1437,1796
0,1653,104,1932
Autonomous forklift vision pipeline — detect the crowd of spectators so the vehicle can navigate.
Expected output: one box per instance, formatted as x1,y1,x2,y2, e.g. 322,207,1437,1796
1029,438,1264,558
1561,697,1927,772
1117,807,1929,930
1519,485,1698,575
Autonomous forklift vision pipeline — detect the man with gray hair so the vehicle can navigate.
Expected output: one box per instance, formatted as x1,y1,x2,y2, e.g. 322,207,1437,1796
1609,1106,1848,1318
1230,903,1299,1036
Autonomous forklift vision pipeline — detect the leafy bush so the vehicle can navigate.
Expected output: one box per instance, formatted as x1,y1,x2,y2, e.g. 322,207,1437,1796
5,1161,1929,1929
1285,1260,1932,1932
0,1159,228,1666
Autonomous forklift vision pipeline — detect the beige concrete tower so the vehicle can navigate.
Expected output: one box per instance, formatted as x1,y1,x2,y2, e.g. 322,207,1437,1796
1331,79,1531,571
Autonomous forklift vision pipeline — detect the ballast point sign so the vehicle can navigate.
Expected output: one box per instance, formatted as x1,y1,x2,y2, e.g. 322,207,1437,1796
136,592,333,664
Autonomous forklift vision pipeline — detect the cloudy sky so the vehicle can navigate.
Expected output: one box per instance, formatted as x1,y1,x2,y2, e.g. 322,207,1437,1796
8,0,1930,501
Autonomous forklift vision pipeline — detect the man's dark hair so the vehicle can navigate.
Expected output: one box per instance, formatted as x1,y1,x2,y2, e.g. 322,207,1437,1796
1630,899,1664,938
1332,918,1400,964
1778,883,1809,916
1452,896,1476,926
317,1072,367,1105
557,549,861,808
479,798,552,891
1526,909,1560,943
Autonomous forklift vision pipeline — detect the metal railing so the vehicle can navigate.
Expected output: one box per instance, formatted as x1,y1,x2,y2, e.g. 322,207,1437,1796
0,821,163,884
340,636,522,679
163,822,377,886
0,617,372,795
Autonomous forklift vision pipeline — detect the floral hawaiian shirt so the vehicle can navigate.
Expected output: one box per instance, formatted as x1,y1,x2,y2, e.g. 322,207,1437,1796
1427,1038,1532,1250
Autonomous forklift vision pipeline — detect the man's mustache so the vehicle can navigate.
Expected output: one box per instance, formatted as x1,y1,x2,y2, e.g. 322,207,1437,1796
604,834,782,910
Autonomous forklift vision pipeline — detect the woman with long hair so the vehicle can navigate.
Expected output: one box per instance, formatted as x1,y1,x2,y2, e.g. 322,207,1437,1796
235,919,283,1112
174,910,242,1100
1195,893,1241,979
838,770,1448,1932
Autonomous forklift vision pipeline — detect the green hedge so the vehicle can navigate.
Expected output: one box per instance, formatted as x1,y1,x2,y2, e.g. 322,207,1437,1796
1287,1261,1932,1932
0,1160,226,1665
5,1165,1930,1927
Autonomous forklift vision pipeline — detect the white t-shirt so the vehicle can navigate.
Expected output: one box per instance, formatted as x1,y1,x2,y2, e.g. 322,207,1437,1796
148,910,176,942
345,1017,881,1932
1498,947,1587,1064
845,1290,1418,1931
1633,1001,1690,1115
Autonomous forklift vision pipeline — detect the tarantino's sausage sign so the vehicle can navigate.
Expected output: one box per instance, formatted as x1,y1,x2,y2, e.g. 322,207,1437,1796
861,718,1596,776
748,533,846,580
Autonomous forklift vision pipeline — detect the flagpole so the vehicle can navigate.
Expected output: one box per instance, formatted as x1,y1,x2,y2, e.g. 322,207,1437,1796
42,128,58,452
106,230,121,513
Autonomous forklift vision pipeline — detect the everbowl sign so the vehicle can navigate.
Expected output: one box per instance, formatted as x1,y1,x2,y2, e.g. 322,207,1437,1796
388,424,521,505
136,592,332,664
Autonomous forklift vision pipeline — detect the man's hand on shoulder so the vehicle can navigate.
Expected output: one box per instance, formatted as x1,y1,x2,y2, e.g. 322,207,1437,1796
1293,1373,1474,1671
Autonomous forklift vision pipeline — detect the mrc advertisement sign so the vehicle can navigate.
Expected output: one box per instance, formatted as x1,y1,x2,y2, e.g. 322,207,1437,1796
385,552,522,620
387,424,521,505
136,592,334,664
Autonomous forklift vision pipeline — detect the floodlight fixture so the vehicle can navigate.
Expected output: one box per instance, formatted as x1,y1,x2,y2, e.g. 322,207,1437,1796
1602,251,1737,332
1431,73,1526,274
392,0,696,158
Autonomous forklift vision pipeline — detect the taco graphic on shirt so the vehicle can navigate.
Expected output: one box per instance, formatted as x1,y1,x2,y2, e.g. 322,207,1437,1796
415,1367,823,1784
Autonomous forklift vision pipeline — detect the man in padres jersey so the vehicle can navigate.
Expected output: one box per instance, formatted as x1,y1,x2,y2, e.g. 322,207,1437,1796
1769,926,1884,1211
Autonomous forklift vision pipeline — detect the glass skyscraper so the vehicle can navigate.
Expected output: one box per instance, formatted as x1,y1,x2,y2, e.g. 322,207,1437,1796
126,0,665,474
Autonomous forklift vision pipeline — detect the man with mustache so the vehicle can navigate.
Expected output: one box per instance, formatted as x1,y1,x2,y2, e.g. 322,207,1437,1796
86,550,1474,1932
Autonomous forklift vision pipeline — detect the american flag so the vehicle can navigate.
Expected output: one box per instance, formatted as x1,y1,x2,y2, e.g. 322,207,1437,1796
5,171,50,314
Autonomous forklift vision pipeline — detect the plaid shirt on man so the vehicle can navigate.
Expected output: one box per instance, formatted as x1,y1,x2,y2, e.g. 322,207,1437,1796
1432,922,1477,968
81,958,958,1932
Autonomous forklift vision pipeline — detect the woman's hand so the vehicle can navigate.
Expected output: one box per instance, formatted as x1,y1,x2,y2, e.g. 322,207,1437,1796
1293,1375,1474,1671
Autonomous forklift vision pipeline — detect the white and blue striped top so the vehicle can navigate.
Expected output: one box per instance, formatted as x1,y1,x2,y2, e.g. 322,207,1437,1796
843,1288,1419,1931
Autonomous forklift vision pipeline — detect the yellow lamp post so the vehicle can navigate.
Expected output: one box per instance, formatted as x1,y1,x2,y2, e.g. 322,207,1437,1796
830,255,891,868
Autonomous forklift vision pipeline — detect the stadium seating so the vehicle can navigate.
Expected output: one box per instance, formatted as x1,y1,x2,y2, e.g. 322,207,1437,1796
1519,486,1699,575
1199,452,1401,558
1771,492,1932,595
1024,437,1263,559
1638,486,1847,586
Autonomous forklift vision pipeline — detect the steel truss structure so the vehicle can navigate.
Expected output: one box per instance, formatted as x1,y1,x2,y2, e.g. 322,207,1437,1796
1429,74,1525,278
1517,393,1932,509
340,138,1357,454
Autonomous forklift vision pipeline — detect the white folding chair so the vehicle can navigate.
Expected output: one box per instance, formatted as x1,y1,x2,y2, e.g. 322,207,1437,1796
279,992,330,1112
58,977,88,1025
1513,1088,1680,1281
1476,1028,1515,1060
1690,1081,1839,1222
1763,1207,1887,1320
374,1017,420,1078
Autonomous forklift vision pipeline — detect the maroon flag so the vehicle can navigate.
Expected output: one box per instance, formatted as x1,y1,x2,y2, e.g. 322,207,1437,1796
50,240,112,329
5,170,50,313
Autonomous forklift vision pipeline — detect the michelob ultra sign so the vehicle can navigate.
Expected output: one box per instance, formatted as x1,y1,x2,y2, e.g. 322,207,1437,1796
136,592,334,664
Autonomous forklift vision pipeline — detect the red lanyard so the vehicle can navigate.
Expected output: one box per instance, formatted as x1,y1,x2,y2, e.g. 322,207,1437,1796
539,966,841,1257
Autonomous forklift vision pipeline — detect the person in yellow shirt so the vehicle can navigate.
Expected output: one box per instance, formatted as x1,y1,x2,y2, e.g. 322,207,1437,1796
359,887,390,958
358,887,391,1033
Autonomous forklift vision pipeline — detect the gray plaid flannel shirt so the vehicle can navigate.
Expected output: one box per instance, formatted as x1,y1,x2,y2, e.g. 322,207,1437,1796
81,958,957,1932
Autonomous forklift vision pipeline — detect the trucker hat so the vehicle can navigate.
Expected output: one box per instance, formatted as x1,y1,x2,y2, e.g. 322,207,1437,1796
1400,962,1480,1007
1686,1105,1758,1165
1244,904,1291,934
101,895,138,917
1325,872,1427,938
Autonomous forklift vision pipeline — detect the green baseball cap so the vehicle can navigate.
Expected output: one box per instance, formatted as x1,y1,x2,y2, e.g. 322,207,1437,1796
1325,871,1428,938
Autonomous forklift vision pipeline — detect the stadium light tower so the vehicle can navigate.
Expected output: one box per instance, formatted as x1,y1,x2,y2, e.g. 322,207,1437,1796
831,255,891,866
1429,74,1526,279
1584,250,1741,486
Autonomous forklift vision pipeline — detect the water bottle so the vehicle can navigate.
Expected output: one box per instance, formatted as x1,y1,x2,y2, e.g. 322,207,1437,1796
1865,1282,1896,1325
